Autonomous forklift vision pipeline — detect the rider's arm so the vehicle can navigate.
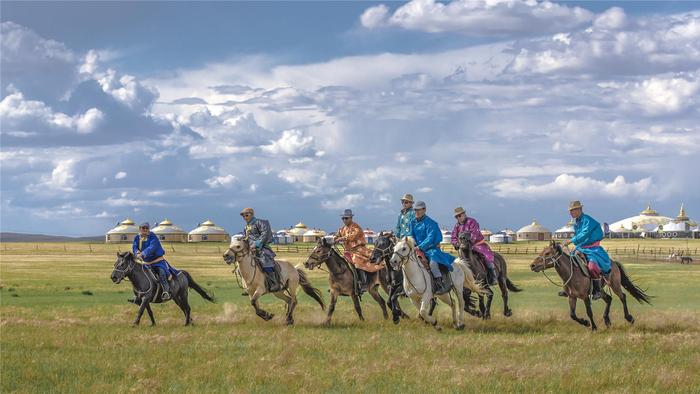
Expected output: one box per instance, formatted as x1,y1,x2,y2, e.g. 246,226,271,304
569,216,593,246
132,236,139,255
450,224,460,249
417,222,438,251
141,234,161,261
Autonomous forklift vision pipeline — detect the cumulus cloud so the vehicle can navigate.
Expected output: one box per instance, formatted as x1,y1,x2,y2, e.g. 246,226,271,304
360,0,593,36
114,171,127,180
625,74,700,115
321,193,364,210
491,174,653,199
0,91,104,134
261,129,318,157
204,174,237,188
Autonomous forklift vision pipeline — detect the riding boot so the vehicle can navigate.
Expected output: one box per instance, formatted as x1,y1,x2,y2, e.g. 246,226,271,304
591,278,602,300
160,276,171,300
433,276,449,295
486,265,498,286
265,268,282,292
357,269,368,294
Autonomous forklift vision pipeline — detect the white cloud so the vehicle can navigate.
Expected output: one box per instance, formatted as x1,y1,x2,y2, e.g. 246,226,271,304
261,129,317,156
321,193,364,210
491,174,653,199
114,171,127,180
626,74,700,115
360,0,593,36
593,7,627,30
204,174,237,188
0,91,103,134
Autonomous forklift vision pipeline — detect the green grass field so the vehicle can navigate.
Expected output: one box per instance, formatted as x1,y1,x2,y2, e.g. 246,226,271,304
2,240,699,393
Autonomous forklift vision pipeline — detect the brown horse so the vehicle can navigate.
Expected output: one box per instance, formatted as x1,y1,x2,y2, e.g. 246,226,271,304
304,237,390,325
530,241,652,331
456,231,522,319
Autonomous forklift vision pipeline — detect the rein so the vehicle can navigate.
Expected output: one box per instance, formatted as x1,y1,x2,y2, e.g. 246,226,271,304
114,256,154,296
393,245,428,294
227,246,259,285
535,249,574,288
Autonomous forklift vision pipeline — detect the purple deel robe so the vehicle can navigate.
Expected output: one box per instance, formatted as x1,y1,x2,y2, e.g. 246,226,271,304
451,217,495,268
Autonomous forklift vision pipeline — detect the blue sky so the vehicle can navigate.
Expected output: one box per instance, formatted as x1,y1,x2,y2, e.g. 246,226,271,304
1,1,699,236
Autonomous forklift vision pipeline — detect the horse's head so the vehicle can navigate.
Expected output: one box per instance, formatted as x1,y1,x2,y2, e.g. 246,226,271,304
371,231,395,264
389,236,414,271
111,251,134,284
223,237,249,265
457,231,472,250
530,241,562,272
304,236,333,270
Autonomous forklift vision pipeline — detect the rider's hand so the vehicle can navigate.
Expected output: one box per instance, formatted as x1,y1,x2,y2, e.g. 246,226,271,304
414,247,421,253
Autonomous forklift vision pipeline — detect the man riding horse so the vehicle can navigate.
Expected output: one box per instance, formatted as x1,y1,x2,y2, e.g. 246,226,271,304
563,200,612,300
132,222,177,300
451,206,497,285
334,209,384,293
395,193,416,238
410,201,455,295
240,207,282,292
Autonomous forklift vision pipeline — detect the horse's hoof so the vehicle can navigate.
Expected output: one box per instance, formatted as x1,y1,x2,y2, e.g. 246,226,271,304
456,324,465,331
626,315,635,324
264,313,274,321
604,318,611,328
482,314,491,321
504,310,512,317
392,318,400,325
591,325,598,331
286,319,294,326
433,325,442,332
581,319,590,327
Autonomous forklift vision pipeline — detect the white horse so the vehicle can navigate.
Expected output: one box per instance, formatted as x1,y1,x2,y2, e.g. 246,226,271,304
223,237,325,325
389,237,484,331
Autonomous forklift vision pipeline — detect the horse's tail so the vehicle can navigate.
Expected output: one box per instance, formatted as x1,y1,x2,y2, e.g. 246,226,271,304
505,278,523,292
296,267,325,310
182,271,216,303
615,261,652,305
455,260,485,295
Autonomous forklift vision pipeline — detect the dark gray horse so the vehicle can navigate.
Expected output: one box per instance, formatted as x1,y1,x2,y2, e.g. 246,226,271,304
370,232,409,324
111,251,215,326
456,231,521,319
304,237,389,325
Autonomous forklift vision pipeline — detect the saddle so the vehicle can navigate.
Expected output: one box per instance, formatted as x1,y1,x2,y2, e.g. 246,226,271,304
415,250,431,271
571,251,592,278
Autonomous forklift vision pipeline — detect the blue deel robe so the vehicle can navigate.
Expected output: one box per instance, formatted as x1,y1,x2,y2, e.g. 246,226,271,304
410,215,455,270
395,208,416,238
570,213,611,274
133,232,179,275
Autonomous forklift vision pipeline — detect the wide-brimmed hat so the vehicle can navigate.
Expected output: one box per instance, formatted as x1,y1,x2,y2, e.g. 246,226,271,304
414,201,426,210
401,193,414,203
340,209,354,218
454,206,466,217
568,200,583,211
240,207,255,216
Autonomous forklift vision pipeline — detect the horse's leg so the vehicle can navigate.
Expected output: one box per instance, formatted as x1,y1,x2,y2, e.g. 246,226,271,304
388,286,400,323
251,288,274,321
498,276,512,317
409,296,423,320
368,283,388,320
483,286,494,320
610,277,634,324
145,304,156,326
601,291,613,328
272,290,294,325
351,292,365,321
179,282,192,325
173,295,192,326
133,295,152,326
568,296,589,327
420,294,440,331
583,297,597,331
325,290,338,326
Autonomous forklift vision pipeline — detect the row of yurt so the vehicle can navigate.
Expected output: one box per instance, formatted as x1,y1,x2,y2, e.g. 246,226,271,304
652,204,698,238
105,219,230,243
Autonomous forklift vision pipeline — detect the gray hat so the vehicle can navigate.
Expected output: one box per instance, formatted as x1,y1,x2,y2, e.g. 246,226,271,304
139,222,150,228
340,209,354,218
414,201,426,210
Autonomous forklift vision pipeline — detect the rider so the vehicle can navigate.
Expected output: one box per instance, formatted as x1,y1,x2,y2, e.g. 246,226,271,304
133,222,173,300
451,206,497,285
563,200,612,300
241,207,282,292
410,201,455,295
395,193,416,238
334,209,383,293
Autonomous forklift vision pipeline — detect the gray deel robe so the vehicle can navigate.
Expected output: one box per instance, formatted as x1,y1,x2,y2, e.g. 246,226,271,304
244,218,276,268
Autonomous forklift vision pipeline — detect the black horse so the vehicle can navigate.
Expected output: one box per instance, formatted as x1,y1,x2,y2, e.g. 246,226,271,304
370,232,409,324
111,252,215,326
456,231,522,319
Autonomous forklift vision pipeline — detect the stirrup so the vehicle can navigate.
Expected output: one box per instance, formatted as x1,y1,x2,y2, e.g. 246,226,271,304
162,291,171,300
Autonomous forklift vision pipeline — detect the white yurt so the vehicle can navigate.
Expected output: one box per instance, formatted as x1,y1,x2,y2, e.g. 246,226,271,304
553,220,575,239
363,228,377,244
105,218,139,243
274,230,293,245
288,222,308,243
490,232,513,244
188,220,230,242
480,229,493,239
609,203,672,237
151,219,187,242
654,204,697,238
302,229,327,243
516,221,552,241
440,229,452,247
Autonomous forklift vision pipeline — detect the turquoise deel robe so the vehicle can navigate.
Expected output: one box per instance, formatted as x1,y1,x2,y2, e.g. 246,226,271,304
570,213,611,274
395,208,415,238
410,215,455,270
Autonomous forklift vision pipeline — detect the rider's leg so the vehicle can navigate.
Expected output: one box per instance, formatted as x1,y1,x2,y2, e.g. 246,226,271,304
484,258,498,286
587,261,602,300
155,266,171,300
356,269,368,293
260,250,281,292
429,261,447,294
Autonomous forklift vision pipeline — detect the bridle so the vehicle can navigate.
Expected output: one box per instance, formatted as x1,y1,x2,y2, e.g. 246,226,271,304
112,254,154,296
113,254,135,279
390,242,428,293
372,238,395,264
225,242,259,284
534,246,574,287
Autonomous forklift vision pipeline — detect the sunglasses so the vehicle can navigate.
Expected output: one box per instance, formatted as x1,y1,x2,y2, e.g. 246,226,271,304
342,217,351,220
140,227,149,230
241,213,252,217
402,201,412,204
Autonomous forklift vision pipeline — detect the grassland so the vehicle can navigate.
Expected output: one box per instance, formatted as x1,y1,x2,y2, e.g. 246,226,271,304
1,240,699,393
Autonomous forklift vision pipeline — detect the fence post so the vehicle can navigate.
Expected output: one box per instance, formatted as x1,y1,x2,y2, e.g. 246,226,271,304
89,244,93,253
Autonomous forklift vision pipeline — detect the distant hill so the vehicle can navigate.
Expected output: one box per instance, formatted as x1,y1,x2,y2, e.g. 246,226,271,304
0,232,103,243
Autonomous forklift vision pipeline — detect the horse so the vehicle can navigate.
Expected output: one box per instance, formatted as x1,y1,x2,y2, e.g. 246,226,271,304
681,256,693,264
530,241,652,331
370,231,409,324
110,251,215,326
456,231,522,319
223,237,325,325
304,237,393,325
389,237,484,331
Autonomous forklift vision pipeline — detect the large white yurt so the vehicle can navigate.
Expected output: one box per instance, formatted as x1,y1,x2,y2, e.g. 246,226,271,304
188,220,230,242
654,204,697,238
516,221,552,241
151,219,187,242
302,229,327,243
105,218,139,243
288,222,308,243
553,220,575,239
363,228,377,244
609,203,672,237
490,232,513,244
274,230,293,245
